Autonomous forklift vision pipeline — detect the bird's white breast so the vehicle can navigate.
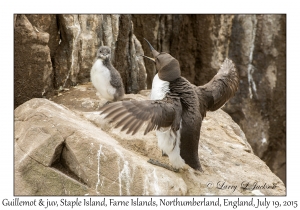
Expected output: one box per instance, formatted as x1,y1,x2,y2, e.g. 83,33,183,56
150,74,185,169
150,74,170,100
90,59,116,101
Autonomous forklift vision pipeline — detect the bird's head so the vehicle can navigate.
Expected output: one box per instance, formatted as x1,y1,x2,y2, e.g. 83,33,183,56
142,38,181,82
97,46,111,61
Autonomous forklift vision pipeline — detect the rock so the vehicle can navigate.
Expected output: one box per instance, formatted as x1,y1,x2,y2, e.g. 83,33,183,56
14,14,53,108
113,15,147,93
14,84,285,195
15,98,186,195
226,15,286,184
25,14,60,59
132,15,160,88
49,83,107,112
54,15,116,88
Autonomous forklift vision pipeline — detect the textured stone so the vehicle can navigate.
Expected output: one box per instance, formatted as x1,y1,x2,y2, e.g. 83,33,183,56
14,15,53,108
132,15,160,88
14,98,186,195
14,85,285,195
226,15,286,184
113,15,147,93
25,14,60,58
53,15,83,88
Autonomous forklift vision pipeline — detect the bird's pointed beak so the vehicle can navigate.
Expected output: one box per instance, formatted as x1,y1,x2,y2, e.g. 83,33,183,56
144,38,159,58
141,55,155,62
144,38,155,51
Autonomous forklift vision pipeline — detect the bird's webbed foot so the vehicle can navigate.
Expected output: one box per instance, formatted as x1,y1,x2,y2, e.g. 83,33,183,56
147,159,179,172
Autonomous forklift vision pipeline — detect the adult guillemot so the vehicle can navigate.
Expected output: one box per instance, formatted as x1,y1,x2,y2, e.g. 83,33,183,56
90,46,125,102
99,39,239,171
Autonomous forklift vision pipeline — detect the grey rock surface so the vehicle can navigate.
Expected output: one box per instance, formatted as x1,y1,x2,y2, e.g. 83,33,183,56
14,84,285,195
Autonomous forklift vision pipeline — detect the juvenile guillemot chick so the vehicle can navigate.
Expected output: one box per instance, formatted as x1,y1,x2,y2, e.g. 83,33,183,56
90,46,125,102
99,39,239,172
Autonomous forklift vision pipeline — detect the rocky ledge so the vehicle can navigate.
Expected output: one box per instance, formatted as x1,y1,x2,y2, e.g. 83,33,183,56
14,83,285,195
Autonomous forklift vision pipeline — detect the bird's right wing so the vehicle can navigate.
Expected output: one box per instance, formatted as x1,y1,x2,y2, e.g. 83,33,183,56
196,58,239,117
99,97,182,135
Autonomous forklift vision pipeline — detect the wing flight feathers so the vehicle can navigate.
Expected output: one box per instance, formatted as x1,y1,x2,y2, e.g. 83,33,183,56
100,98,181,135
196,58,239,116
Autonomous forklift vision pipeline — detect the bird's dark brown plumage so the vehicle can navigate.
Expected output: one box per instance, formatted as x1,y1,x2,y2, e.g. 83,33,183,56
195,58,239,117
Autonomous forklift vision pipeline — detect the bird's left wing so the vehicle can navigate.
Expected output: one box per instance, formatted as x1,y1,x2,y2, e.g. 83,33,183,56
99,97,182,135
195,58,239,117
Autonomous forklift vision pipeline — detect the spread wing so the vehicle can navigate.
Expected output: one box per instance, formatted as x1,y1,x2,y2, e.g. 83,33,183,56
99,97,182,135
196,58,239,117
